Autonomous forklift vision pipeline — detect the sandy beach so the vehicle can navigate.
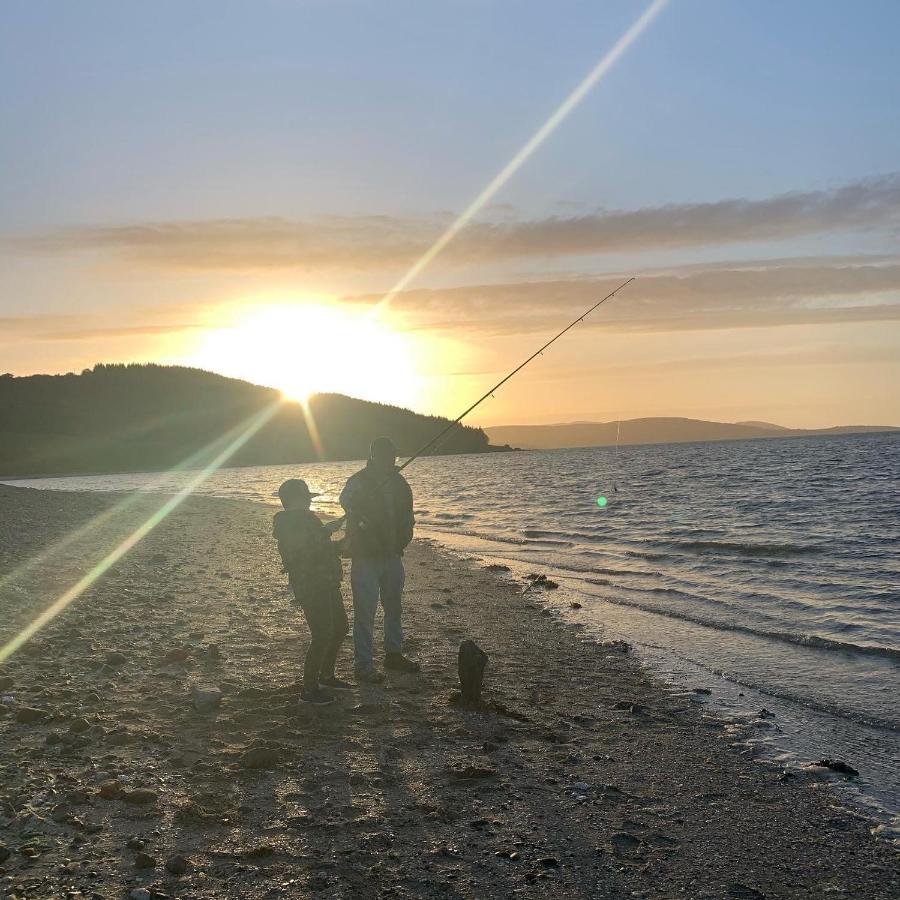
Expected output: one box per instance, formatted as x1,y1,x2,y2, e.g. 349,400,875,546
0,483,897,900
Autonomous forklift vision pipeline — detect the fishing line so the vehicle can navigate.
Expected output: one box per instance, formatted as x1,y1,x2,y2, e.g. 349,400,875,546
330,277,636,526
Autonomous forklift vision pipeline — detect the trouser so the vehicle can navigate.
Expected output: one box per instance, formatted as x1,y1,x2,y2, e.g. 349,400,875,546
350,556,405,672
292,583,349,690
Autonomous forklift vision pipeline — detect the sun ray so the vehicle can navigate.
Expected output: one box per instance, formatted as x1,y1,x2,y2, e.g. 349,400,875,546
370,0,669,317
0,401,281,665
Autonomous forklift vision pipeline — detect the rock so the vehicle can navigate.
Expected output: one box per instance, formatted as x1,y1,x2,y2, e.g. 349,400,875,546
759,708,776,719
612,832,643,853
693,687,712,695
0,843,9,863
164,647,190,664
727,884,766,899
69,717,91,733
601,640,632,654
129,890,152,900
15,706,49,724
812,759,859,777
448,764,497,780
239,746,281,769
484,564,511,572
134,851,156,869
204,644,222,662
571,781,590,793
0,676,14,691
126,836,145,850
105,650,127,667
190,683,223,711
569,601,582,609
539,857,559,868
98,780,122,800
165,853,190,875
121,788,158,805
457,640,488,704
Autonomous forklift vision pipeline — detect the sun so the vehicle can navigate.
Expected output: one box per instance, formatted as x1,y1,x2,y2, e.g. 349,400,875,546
188,301,421,408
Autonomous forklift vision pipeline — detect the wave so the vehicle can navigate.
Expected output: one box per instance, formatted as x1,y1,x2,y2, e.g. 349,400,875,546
640,642,900,731
664,539,821,557
581,588,900,663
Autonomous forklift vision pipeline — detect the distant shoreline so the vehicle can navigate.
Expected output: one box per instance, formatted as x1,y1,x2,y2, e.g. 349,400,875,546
4,428,898,481
484,419,900,452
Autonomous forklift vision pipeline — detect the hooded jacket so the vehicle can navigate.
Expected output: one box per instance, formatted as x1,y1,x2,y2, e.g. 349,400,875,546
339,462,414,559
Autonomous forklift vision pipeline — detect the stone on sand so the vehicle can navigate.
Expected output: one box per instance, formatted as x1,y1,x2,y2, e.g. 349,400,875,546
190,682,223,711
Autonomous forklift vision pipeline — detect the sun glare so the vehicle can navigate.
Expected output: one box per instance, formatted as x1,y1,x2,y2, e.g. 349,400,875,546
188,302,421,408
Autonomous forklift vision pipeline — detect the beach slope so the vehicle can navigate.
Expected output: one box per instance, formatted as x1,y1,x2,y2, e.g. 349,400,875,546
0,485,896,898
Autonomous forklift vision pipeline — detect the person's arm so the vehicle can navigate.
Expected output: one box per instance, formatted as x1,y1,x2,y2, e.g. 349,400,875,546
397,475,415,550
339,473,361,514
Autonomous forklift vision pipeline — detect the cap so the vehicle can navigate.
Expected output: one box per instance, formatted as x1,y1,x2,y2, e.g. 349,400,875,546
278,478,320,504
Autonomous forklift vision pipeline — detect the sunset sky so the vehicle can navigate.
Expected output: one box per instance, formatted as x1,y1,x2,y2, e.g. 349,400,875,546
2,1,899,427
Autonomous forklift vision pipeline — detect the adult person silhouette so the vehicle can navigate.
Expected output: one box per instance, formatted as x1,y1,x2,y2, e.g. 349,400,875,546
340,437,420,682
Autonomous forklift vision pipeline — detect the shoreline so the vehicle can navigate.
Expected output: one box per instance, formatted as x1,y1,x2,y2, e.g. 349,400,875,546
0,484,897,898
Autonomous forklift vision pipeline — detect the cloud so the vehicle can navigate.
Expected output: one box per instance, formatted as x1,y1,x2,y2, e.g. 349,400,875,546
345,257,900,334
9,174,900,272
0,315,202,343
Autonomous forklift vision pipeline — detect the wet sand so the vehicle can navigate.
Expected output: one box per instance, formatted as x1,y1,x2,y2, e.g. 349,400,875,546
0,484,897,899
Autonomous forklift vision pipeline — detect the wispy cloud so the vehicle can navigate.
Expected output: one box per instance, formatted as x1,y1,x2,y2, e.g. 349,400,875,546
9,175,900,272
347,257,900,334
0,315,202,343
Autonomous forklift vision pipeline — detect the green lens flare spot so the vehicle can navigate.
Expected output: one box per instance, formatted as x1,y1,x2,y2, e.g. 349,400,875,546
596,496,608,508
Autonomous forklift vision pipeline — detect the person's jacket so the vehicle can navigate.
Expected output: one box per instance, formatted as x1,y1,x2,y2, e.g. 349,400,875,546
272,508,342,596
339,462,414,559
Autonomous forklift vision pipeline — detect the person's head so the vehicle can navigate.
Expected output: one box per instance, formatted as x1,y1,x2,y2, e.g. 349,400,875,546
278,478,318,510
368,436,398,473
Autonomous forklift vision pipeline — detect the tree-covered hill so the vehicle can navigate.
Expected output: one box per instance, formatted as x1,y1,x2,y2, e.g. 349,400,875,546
0,364,495,476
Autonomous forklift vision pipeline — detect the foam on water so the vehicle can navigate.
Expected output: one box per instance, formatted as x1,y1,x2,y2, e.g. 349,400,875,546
5,431,899,835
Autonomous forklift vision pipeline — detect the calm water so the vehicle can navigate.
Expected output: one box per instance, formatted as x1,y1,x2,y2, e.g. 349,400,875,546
6,432,899,836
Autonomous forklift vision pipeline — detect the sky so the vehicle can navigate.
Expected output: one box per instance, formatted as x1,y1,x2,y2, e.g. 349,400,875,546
1,0,899,428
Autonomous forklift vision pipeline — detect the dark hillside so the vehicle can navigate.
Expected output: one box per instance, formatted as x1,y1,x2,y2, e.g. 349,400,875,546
0,364,492,476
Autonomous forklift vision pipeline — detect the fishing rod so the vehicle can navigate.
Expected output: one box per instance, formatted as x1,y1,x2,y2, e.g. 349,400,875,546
327,276,634,528
398,276,635,472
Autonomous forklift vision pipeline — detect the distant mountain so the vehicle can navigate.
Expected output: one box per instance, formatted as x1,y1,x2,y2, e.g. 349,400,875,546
736,420,791,431
484,417,898,451
0,364,500,477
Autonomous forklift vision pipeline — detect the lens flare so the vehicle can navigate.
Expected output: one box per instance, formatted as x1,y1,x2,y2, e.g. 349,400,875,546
371,0,669,316
597,496,609,508
0,402,280,665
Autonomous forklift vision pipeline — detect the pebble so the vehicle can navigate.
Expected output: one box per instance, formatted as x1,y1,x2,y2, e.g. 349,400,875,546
121,789,158,805
190,683,223,711
240,746,281,769
133,851,156,869
15,706,49,724
165,854,190,875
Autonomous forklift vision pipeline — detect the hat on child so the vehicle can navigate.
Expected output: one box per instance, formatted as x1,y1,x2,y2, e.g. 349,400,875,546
278,478,320,504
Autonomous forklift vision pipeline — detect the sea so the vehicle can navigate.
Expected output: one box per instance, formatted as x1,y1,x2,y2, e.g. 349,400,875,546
5,431,899,838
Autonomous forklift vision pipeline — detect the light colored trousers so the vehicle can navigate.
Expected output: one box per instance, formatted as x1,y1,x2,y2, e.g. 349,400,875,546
350,556,405,671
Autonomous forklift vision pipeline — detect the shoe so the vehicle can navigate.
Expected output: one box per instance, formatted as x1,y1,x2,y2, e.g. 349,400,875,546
384,653,421,673
320,676,353,691
354,668,385,684
299,686,335,706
